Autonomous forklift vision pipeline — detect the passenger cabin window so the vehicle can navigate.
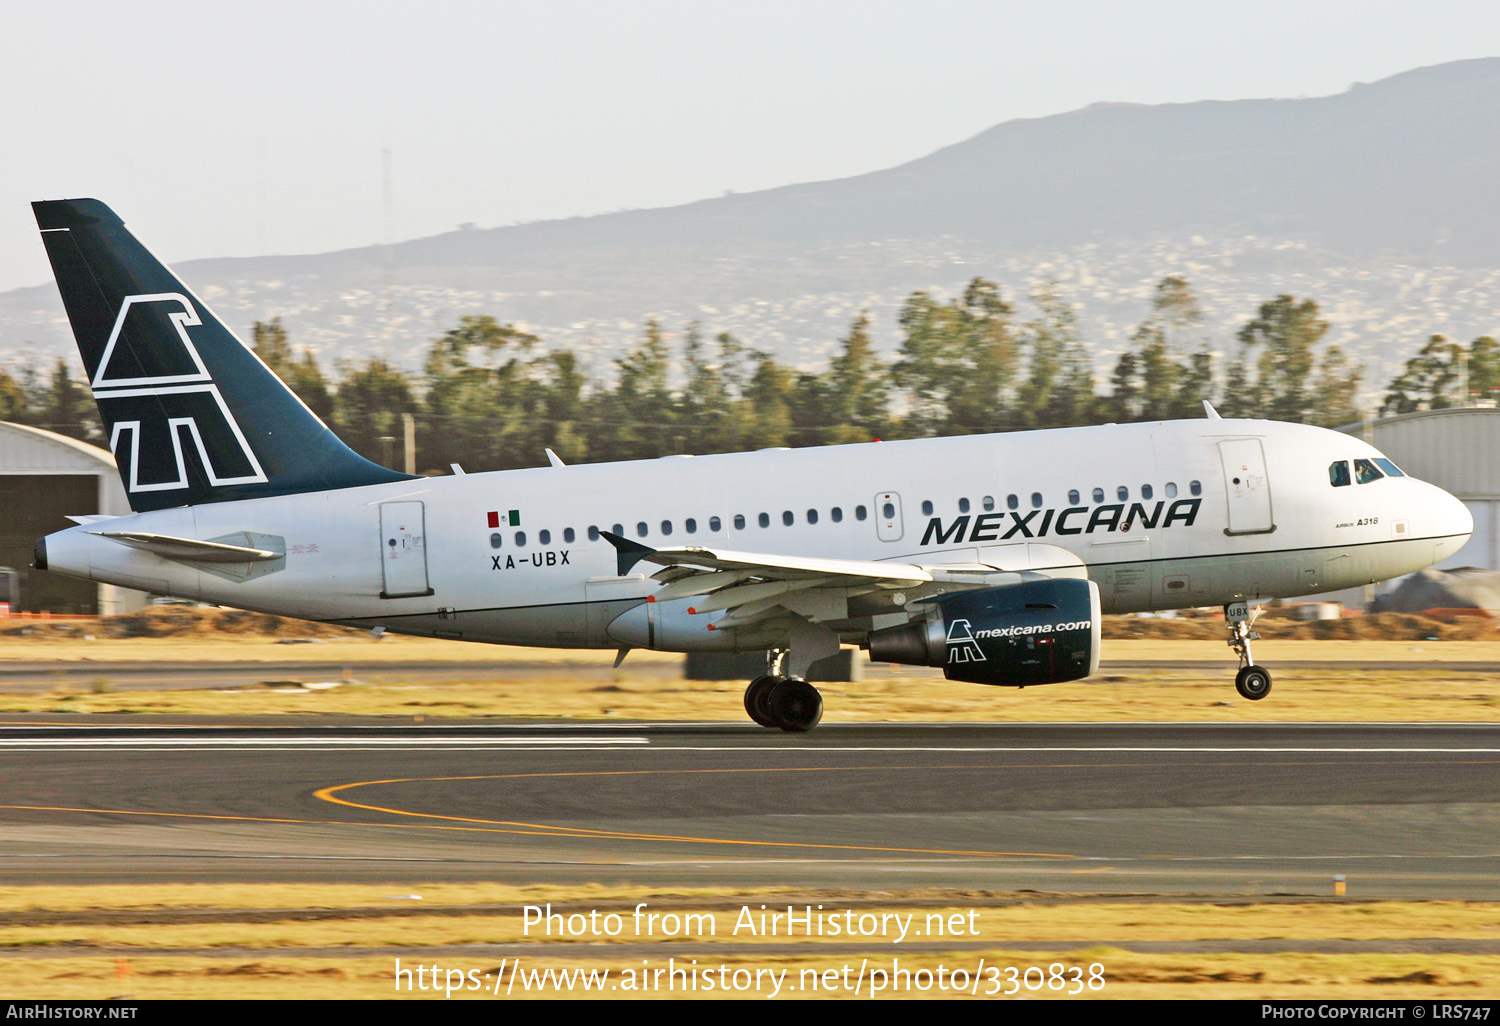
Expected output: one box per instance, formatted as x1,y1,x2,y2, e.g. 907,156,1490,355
1068,489,1080,505
1116,486,1128,502
709,516,721,532
685,518,697,534
831,507,843,523
515,531,527,546
982,496,995,511
921,500,933,515
782,510,794,526
564,528,575,543
490,533,502,549
1354,458,1385,484
1373,458,1405,477
958,498,970,513
1190,480,1202,496
1141,484,1153,500
612,523,624,537
1007,494,1019,510
806,509,818,525
1329,461,1351,487
882,501,896,520
636,522,648,538
1031,492,1043,508
539,529,551,545
855,505,868,521
660,520,672,536
758,513,770,528
588,526,600,541
734,515,746,530
1165,483,1178,498
1092,487,1105,503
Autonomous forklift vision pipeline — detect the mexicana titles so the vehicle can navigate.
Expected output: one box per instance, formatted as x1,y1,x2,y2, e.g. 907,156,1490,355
919,498,1201,546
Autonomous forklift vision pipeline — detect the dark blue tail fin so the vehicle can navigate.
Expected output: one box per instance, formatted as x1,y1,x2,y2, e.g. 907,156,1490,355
33,198,414,512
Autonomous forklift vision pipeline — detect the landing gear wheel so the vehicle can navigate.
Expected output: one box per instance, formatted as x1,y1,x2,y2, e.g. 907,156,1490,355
1235,665,1272,701
767,677,823,732
744,675,782,728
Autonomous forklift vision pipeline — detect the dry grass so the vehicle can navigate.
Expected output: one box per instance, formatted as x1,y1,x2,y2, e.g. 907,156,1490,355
8,951,1500,1000
5,901,1500,951
4,884,1500,998
4,657,1500,721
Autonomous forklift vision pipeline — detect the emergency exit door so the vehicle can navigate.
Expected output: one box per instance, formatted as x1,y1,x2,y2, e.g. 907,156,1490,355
380,501,433,598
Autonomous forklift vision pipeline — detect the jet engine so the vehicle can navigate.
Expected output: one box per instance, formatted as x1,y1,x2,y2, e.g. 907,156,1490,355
867,577,1101,686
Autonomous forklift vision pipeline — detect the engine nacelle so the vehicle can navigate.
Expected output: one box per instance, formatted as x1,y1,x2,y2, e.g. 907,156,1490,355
867,577,1101,686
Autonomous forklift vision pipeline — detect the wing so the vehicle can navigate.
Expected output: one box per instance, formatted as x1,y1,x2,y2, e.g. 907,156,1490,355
599,531,1081,632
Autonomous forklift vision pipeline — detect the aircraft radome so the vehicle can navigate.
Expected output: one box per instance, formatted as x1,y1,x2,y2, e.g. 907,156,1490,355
29,199,1474,731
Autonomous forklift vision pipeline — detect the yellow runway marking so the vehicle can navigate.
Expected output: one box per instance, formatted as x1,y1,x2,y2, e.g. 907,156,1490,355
14,757,1495,861
314,765,1076,858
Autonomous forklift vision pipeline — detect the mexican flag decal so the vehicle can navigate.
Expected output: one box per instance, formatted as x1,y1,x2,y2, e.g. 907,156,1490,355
486,510,520,529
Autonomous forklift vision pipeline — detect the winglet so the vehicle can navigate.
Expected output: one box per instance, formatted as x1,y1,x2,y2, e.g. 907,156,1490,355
599,531,655,576
545,448,566,468
1203,400,1222,420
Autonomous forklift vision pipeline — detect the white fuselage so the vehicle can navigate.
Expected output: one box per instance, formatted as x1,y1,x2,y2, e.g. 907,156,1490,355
41,418,1473,651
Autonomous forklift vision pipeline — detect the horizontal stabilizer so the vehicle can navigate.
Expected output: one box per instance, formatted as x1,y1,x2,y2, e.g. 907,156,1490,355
96,531,283,563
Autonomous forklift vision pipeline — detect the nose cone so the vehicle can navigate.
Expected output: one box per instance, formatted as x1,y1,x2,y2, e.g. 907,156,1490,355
1432,485,1473,562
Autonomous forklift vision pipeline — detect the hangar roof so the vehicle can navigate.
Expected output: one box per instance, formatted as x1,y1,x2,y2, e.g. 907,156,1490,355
0,421,117,473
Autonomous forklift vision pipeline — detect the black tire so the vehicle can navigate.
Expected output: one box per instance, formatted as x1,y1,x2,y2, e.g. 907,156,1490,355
744,674,782,727
768,677,823,732
1235,665,1272,701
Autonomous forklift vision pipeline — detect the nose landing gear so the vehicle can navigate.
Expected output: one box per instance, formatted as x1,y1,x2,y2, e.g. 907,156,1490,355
1226,601,1272,700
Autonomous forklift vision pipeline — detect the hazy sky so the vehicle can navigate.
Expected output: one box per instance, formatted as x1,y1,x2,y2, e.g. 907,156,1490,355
2,0,1497,291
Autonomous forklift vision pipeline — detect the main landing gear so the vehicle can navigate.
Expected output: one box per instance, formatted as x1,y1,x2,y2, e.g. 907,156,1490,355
744,673,823,732
1225,601,1272,701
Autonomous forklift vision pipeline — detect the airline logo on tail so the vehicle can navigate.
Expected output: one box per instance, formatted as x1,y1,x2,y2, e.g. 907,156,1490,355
93,293,268,494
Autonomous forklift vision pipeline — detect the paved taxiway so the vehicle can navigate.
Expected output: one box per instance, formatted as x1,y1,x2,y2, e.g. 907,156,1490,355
3,719,1498,898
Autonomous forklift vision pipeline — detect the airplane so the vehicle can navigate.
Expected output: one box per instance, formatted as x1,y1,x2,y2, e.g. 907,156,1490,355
29,198,1474,731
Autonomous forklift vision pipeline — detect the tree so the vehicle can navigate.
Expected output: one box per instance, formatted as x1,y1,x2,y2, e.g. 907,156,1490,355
1014,283,1078,428
0,367,27,424
1113,276,1212,422
1222,295,1354,425
740,351,794,449
333,357,416,466
252,318,294,377
35,358,97,441
949,279,1020,433
421,315,542,471
1470,336,1500,403
1382,334,1500,415
253,319,335,423
893,277,1018,435
822,312,889,442
602,319,675,460
1382,335,1463,415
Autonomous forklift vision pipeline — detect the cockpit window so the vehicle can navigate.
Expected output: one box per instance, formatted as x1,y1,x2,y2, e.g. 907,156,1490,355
1329,461,1351,487
1373,458,1405,478
1354,458,1385,484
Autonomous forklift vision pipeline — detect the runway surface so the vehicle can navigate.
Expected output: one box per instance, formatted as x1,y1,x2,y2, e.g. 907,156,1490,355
3,718,1499,898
